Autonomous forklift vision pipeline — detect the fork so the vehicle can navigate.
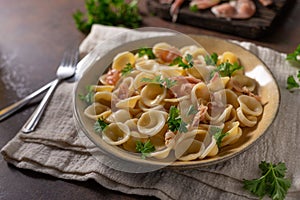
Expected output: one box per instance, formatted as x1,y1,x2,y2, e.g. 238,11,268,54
21,48,79,133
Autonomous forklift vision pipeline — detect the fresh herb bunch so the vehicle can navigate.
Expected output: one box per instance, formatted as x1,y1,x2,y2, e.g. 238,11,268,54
167,106,188,133
286,44,300,66
136,140,155,159
73,0,142,34
286,70,300,91
243,161,291,200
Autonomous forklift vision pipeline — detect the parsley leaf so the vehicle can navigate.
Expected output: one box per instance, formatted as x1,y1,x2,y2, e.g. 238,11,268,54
243,161,291,200
211,62,243,78
141,75,177,89
137,47,156,59
170,54,194,69
286,70,300,91
79,85,94,104
205,52,218,66
136,140,155,159
286,44,300,66
210,127,228,148
73,0,141,34
167,106,188,133
189,5,198,12
121,63,134,76
94,118,109,133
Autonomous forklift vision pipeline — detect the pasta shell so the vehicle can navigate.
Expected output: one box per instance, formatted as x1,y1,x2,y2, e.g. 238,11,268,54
186,65,212,81
180,45,207,61
231,74,257,92
94,91,113,107
113,77,135,99
102,122,130,145
152,42,181,63
236,107,257,127
137,110,168,136
206,104,233,125
112,51,135,71
191,82,210,104
83,102,112,120
94,85,114,92
199,136,218,159
217,51,239,65
159,66,184,77
225,89,239,109
221,121,242,147
116,95,141,109
207,76,228,92
107,109,132,123
135,60,159,73
174,137,205,161
238,95,263,116
133,71,156,90
140,83,167,107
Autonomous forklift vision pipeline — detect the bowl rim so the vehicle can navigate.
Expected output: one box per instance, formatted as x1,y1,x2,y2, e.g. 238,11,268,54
73,34,281,169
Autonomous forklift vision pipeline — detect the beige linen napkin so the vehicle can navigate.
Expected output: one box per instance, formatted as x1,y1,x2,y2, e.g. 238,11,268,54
1,24,300,200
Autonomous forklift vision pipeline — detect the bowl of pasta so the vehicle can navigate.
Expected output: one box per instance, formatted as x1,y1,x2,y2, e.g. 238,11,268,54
73,29,280,172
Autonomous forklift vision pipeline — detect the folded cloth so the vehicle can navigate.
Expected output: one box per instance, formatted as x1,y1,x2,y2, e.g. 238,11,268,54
1,24,300,200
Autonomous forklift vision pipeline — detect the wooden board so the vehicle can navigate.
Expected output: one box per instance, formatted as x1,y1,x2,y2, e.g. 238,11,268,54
146,0,294,39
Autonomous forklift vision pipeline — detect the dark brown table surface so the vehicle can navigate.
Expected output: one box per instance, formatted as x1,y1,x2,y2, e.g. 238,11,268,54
0,0,299,199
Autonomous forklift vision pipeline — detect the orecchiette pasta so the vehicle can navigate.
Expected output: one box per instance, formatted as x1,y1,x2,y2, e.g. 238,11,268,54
82,42,264,161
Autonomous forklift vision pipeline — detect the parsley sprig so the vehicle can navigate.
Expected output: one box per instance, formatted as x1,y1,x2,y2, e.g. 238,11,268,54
210,127,228,148
79,85,94,104
94,118,109,133
73,0,141,34
141,75,177,89
137,47,156,59
167,106,188,133
136,140,155,159
243,161,291,200
211,62,243,78
205,52,218,66
286,44,300,66
121,63,134,76
205,52,243,78
170,54,194,69
286,70,300,91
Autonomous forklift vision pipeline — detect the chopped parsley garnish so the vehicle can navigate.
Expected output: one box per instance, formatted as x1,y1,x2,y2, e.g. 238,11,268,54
286,70,300,91
73,0,141,34
243,161,291,200
170,54,194,69
205,52,218,66
167,106,188,133
121,63,134,76
210,127,228,148
211,62,243,78
94,118,109,133
136,140,155,159
141,75,177,89
79,85,94,104
286,44,300,66
137,47,156,59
